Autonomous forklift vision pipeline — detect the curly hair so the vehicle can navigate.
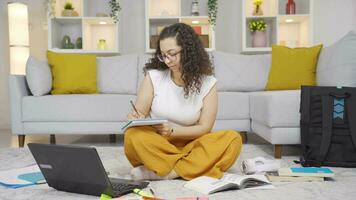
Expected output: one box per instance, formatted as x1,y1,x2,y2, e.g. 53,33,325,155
144,23,213,98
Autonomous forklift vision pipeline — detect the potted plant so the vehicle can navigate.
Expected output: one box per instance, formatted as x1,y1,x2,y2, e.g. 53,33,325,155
62,1,79,17
249,19,267,47
253,0,264,16
109,0,121,23
208,0,218,28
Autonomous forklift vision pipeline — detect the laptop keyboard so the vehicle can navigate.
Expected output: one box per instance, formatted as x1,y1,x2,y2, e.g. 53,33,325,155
109,178,149,197
112,182,137,192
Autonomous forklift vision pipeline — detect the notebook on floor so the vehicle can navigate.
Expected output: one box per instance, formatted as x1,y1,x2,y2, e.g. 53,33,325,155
28,143,148,197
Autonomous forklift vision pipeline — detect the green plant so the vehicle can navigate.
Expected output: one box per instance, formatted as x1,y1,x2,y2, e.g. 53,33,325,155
253,0,263,6
109,0,121,23
249,20,267,32
64,2,74,10
208,0,218,28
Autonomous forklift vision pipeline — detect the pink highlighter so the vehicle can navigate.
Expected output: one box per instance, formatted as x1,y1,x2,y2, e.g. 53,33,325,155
176,197,209,200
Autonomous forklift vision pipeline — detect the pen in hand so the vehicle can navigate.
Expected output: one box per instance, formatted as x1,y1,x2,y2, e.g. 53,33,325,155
130,100,151,118
130,100,139,115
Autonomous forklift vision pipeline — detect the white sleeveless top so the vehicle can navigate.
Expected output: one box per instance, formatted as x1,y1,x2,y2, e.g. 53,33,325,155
148,69,217,126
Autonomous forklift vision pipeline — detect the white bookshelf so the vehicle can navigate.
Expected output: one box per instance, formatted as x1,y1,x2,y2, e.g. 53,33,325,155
242,0,313,53
145,0,215,53
48,0,119,54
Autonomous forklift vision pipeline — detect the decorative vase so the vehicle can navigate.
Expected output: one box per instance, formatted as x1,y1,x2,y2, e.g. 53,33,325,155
286,0,296,15
191,0,199,16
253,5,263,16
97,39,107,50
252,31,267,47
76,37,82,49
62,9,79,17
62,35,74,49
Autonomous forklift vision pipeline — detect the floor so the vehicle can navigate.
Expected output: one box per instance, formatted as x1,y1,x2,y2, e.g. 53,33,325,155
4,130,354,200
1,142,355,200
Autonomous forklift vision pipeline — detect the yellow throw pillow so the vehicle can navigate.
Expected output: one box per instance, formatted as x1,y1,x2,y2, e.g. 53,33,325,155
47,51,98,94
266,44,323,90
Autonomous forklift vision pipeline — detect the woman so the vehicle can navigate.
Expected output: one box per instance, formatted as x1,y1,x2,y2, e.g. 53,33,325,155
124,23,242,181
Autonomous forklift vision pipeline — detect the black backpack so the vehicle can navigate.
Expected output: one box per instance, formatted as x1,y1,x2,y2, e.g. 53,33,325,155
300,86,356,167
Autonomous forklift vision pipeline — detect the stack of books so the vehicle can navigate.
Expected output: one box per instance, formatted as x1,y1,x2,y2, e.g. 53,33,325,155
266,167,334,182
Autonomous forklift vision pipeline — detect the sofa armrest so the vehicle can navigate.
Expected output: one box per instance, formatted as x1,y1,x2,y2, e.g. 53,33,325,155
9,75,31,135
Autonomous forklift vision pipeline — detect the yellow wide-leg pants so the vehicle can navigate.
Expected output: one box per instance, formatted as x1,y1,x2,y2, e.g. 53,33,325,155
124,126,242,180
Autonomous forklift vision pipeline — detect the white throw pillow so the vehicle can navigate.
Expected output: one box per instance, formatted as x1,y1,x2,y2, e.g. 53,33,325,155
25,56,52,96
97,54,138,94
317,30,356,87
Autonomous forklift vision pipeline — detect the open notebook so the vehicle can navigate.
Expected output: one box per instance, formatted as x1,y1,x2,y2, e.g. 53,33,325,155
121,119,168,131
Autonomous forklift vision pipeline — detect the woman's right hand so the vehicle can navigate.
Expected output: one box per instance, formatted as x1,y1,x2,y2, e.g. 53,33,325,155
127,110,146,120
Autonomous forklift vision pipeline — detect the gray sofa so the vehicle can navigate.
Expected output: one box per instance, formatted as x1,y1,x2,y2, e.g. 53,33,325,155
13,30,356,157
9,51,302,157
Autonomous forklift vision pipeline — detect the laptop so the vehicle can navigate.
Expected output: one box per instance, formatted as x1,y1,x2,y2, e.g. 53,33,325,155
28,143,149,197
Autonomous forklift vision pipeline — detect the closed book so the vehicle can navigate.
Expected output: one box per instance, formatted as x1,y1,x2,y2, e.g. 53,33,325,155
278,167,334,177
266,171,324,182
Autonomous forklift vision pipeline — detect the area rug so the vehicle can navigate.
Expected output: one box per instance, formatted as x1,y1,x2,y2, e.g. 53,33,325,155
0,144,356,200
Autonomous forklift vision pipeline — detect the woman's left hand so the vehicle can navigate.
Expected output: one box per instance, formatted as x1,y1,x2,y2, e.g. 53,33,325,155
152,122,174,137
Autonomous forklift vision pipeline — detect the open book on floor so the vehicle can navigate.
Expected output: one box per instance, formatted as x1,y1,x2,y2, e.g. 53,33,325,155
121,119,168,131
184,173,273,195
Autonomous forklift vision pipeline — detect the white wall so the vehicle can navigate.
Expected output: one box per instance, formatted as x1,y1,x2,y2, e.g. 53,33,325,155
0,0,355,129
0,2,10,129
313,0,356,46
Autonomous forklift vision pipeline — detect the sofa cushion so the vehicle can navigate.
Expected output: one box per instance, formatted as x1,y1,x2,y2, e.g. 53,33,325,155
217,92,249,120
47,51,98,94
22,94,135,122
97,54,138,94
137,54,152,92
317,30,356,87
25,56,52,96
266,45,322,90
249,90,301,127
212,51,271,92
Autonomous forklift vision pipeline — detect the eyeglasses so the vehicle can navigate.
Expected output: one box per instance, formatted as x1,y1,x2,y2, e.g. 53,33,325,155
157,49,181,62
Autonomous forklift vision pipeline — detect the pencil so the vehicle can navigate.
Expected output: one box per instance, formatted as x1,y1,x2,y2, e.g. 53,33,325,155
130,100,139,114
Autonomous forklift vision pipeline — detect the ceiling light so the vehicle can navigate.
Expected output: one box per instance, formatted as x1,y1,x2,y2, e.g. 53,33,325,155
99,21,107,25
285,19,294,23
192,20,199,24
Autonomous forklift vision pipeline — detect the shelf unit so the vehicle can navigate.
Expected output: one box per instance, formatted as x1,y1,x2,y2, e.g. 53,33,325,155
242,0,313,53
145,0,215,53
48,0,119,54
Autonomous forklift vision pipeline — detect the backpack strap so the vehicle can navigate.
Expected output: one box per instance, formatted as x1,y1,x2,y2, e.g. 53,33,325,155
300,86,311,148
346,92,356,149
316,94,333,163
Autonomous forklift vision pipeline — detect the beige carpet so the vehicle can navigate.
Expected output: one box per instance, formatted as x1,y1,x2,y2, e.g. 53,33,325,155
0,144,356,200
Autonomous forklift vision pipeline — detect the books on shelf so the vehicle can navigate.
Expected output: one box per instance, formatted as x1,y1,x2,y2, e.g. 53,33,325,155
278,167,335,178
266,171,324,182
184,173,273,195
121,118,168,131
192,26,202,35
157,26,165,35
